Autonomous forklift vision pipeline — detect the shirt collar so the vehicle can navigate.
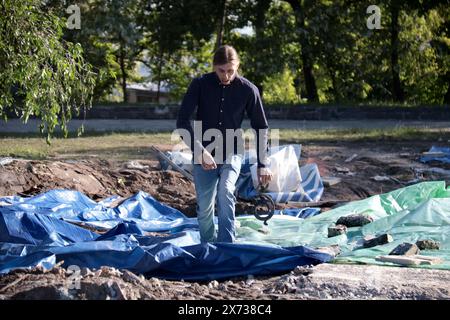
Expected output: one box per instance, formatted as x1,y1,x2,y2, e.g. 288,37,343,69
212,72,239,86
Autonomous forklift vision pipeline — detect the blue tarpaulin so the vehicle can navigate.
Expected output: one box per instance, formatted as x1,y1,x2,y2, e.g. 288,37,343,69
0,190,331,280
420,146,450,164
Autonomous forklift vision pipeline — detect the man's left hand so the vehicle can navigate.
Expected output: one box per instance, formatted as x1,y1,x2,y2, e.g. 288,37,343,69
257,167,273,188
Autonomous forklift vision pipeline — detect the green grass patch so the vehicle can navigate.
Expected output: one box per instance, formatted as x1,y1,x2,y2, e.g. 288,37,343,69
277,127,450,143
0,132,177,160
0,127,448,161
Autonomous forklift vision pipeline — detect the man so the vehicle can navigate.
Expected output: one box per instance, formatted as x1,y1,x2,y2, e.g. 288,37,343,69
176,45,272,243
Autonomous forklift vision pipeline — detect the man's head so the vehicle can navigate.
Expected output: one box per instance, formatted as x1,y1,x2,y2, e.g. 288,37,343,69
213,45,240,85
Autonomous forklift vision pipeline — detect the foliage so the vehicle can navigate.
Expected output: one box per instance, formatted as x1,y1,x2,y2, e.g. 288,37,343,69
1,0,449,133
0,0,95,141
262,67,299,104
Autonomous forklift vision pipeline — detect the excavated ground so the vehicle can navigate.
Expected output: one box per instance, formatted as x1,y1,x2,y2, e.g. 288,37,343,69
1,141,449,300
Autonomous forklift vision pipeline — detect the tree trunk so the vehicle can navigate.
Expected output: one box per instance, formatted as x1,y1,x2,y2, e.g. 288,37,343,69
390,2,405,102
253,0,271,93
301,47,319,102
328,66,340,103
286,0,319,102
119,45,128,103
215,0,227,50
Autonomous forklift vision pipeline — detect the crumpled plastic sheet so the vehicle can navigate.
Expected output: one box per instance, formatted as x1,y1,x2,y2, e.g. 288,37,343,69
0,190,331,280
420,146,450,164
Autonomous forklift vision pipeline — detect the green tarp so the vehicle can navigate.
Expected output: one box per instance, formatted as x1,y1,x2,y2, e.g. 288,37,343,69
236,181,450,270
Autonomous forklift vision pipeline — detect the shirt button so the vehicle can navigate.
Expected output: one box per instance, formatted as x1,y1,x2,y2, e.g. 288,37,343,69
220,110,223,112
219,122,222,125
221,98,224,101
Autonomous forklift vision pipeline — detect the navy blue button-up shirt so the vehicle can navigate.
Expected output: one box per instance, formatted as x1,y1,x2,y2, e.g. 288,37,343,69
176,72,269,167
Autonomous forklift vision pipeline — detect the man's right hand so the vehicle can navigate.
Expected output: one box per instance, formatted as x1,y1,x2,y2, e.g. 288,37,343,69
199,149,217,170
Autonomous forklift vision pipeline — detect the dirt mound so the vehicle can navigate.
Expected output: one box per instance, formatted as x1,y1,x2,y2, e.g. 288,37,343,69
0,159,197,217
1,264,448,300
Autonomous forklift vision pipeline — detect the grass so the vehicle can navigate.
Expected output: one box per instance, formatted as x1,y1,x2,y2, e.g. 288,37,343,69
1,127,449,161
0,132,177,160
278,127,450,143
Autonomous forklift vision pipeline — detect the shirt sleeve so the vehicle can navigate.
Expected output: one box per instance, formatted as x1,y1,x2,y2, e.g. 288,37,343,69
176,78,204,154
245,85,269,168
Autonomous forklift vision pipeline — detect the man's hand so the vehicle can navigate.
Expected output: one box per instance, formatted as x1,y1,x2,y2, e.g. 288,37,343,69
257,167,273,188
199,149,217,170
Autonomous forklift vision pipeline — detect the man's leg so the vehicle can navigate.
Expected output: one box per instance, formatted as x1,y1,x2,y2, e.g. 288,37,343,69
216,155,243,243
193,164,219,242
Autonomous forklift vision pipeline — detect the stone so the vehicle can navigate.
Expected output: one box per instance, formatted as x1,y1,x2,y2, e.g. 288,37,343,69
336,214,373,227
345,154,358,162
335,166,350,173
416,239,440,250
363,234,393,248
328,224,347,237
99,266,122,278
292,266,314,276
80,267,94,277
322,177,342,187
389,243,420,256
125,161,149,171
105,280,127,300
121,269,144,284
208,280,219,289
315,245,341,257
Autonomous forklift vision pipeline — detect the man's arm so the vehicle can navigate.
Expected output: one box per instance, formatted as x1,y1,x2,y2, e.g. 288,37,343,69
245,86,269,168
176,78,204,153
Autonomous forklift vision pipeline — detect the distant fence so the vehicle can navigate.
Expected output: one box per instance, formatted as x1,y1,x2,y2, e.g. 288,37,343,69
81,104,450,121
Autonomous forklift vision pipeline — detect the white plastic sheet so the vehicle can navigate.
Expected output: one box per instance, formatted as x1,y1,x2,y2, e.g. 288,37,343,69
250,145,302,192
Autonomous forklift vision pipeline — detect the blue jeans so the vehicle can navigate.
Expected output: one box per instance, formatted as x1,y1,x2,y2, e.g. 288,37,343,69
193,154,243,243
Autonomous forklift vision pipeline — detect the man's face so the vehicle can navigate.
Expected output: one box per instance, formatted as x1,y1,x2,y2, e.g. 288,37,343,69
214,62,239,85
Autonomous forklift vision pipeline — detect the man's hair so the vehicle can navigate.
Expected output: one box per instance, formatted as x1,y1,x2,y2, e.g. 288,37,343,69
213,45,240,66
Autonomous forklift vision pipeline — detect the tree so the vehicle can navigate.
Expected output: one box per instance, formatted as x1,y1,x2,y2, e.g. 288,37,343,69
0,0,95,141
384,0,447,103
139,0,221,102
86,0,146,103
284,0,319,102
231,0,299,98
262,67,299,104
215,0,228,49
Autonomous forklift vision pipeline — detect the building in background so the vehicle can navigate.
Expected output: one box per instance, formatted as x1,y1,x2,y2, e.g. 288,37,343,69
126,82,171,104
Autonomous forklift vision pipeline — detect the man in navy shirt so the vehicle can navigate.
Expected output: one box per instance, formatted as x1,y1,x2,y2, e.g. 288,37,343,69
176,45,272,243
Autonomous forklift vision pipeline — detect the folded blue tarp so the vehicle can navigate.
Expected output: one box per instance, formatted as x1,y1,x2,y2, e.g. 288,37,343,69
0,190,331,280
420,146,450,164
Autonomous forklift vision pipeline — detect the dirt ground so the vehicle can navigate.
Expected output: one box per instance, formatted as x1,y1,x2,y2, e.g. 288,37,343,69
1,140,450,300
